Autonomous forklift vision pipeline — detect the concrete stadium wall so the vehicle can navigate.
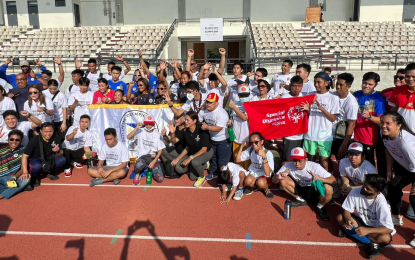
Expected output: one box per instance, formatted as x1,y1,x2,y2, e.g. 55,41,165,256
359,0,404,22
80,0,116,26
184,0,243,19
122,0,177,25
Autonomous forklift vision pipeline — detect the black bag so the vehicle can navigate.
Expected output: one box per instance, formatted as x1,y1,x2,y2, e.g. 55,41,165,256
39,138,55,173
160,159,176,177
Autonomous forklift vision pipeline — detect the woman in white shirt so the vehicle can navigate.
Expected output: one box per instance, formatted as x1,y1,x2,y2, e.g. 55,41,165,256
0,85,16,126
250,79,273,101
43,79,68,142
23,84,54,124
381,111,415,226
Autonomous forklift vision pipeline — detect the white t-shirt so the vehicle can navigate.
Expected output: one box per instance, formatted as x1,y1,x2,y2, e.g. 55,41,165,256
86,71,102,93
281,92,304,140
250,79,275,98
227,78,254,102
43,89,68,122
68,91,94,126
305,92,340,142
199,78,210,94
231,100,250,144
383,130,415,172
182,93,208,113
103,70,126,81
198,106,229,142
98,141,130,167
23,97,54,123
133,129,166,158
0,78,11,93
277,161,331,187
0,97,16,126
339,159,377,186
0,122,32,146
241,147,275,175
342,188,396,236
64,126,93,150
272,73,293,95
250,94,273,101
302,80,316,95
226,162,247,187
192,71,199,82
65,84,81,99
334,92,358,139
170,82,180,96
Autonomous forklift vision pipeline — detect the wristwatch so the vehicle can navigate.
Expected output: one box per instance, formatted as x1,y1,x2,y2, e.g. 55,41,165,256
190,155,194,160
368,115,372,120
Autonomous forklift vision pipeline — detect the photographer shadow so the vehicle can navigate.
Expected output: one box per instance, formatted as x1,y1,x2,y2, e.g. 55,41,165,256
65,238,85,260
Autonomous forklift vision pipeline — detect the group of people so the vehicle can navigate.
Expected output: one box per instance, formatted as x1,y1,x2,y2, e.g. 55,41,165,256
0,47,414,259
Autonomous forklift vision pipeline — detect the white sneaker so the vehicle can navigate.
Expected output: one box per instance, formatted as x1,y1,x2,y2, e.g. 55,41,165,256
391,214,404,226
410,235,415,248
406,204,415,219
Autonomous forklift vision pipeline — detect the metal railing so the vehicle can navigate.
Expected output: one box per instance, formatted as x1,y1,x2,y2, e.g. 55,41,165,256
246,17,257,60
154,19,178,58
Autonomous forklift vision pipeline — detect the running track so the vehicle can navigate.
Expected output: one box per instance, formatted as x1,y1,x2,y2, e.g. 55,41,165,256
0,167,414,260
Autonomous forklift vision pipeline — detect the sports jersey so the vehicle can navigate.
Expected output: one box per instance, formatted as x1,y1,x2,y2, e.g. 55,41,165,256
0,144,25,177
272,73,293,95
388,85,415,132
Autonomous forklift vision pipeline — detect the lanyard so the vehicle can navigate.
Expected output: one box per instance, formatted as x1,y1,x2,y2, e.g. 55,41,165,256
193,97,202,113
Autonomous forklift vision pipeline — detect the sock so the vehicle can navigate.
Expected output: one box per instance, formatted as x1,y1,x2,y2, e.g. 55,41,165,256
296,197,305,202
317,202,324,209
238,187,243,190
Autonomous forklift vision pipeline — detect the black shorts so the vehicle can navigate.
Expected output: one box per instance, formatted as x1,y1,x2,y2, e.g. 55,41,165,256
331,138,346,160
294,178,320,203
283,138,303,161
351,214,393,244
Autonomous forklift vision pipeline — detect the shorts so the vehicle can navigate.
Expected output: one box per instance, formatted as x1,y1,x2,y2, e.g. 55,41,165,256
331,138,346,160
248,171,272,187
283,138,303,161
294,178,320,203
303,139,332,157
90,166,128,175
351,214,393,243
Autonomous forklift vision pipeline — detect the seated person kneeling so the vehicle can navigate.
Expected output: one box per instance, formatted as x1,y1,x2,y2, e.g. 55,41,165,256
219,163,248,203
237,132,275,200
337,174,394,259
339,142,377,196
87,128,129,187
127,115,165,183
272,147,336,221
0,130,30,200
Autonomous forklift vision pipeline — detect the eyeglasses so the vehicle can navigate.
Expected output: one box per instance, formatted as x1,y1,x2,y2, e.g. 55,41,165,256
16,78,26,81
174,117,182,120
9,138,21,142
134,74,141,77
252,140,260,145
205,101,213,104
258,84,267,88
29,91,39,95
394,75,405,81
157,88,166,90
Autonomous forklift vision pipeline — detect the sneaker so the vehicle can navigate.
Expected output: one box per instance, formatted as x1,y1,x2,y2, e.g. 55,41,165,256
391,214,404,226
333,185,342,199
64,168,72,177
317,207,330,221
223,183,233,191
367,243,384,259
406,204,415,220
33,177,40,187
47,174,59,181
113,179,121,185
291,200,308,207
205,161,210,170
193,177,206,188
133,173,141,185
410,235,415,248
265,189,274,200
243,187,254,195
72,161,84,169
90,178,103,187
24,184,34,191
206,172,218,180
233,189,243,200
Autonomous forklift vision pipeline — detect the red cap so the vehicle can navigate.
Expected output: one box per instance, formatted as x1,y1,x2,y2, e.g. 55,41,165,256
143,115,155,125
206,93,219,102
290,147,307,160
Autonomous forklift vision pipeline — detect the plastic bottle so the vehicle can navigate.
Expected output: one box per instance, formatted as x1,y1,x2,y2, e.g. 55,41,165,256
284,200,292,220
146,169,153,185
228,124,235,142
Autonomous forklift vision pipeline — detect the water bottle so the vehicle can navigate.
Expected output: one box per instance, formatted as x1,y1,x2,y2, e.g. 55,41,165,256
228,124,235,142
146,169,153,185
284,200,292,220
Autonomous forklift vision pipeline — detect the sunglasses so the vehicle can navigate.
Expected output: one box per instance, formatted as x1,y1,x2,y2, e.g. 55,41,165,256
9,138,21,142
190,63,196,66
157,88,166,90
205,101,213,104
258,84,267,88
138,84,144,87
252,140,261,145
29,91,39,95
394,75,405,81
134,74,141,77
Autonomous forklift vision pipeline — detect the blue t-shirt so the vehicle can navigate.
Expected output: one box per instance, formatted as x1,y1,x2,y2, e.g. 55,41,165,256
108,80,128,94
148,74,158,98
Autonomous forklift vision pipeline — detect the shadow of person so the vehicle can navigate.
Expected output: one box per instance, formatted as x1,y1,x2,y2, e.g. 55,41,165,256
0,214,12,238
65,238,85,260
120,220,149,260
0,256,19,260
229,255,249,260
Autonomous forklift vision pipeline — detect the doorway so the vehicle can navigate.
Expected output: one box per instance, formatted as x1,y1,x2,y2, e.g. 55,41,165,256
74,4,81,27
27,1,39,29
353,0,360,21
115,0,124,25
6,1,18,26
194,43,205,64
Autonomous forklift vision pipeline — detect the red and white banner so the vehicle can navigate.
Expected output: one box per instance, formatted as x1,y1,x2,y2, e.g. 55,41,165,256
243,95,315,139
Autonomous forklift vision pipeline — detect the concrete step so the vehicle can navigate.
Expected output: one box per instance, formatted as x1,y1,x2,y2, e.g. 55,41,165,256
321,60,341,64
320,66,346,71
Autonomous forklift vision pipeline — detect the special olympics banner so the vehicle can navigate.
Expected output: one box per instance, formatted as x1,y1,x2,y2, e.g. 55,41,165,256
89,104,180,158
243,95,315,140
200,18,223,41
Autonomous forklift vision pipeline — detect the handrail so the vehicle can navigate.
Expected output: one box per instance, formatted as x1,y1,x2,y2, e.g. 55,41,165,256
246,17,258,60
154,19,178,59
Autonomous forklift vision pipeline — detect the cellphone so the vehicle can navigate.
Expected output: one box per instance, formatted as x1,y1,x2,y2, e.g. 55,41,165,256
12,92,21,99
7,180,17,188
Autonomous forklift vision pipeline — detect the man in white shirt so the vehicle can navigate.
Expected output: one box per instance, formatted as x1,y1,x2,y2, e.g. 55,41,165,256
272,147,336,221
296,64,316,95
87,128,129,187
75,58,103,93
337,174,394,259
103,55,131,81
0,110,41,146
167,81,207,117
249,68,274,97
199,93,231,180
227,62,244,102
272,59,294,96
40,57,64,89
197,63,228,107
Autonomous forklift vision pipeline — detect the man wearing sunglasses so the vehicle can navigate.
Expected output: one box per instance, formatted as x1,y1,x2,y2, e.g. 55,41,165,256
382,68,406,112
0,130,30,200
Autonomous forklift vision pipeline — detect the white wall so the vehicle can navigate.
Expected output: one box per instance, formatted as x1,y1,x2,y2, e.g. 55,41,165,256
360,0,404,22
80,0,116,26
185,0,243,19
122,0,177,25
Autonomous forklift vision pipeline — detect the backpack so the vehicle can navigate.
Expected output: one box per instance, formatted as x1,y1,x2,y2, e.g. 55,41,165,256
247,146,281,174
84,71,103,79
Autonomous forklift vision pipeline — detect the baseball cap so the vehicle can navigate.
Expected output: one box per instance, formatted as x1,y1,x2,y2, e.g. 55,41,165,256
235,75,250,84
347,142,363,154
143,115,155,125
290,147,307,160
257,77,271,85
206,93,219,102
20,60,30,67
314,71,331,82
238,85,250,94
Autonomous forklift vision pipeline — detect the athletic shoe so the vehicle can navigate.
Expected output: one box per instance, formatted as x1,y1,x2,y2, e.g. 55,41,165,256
406,204,415,220
233,189,243,200
206,172,218,180
47,174,59,181
64,168,72,177
291,200,308,207
72,161,84,169
24,184,34,191
265,189,274,200
90,178,103,187
367,242,384,259
391,214,404,226
113,179,121,185
133,173,140,185
194,177,206,188
205,161,210,170
333,185,342,199
317,207,329,221
33,176,40,187
243,187,254,195
409,235,415,248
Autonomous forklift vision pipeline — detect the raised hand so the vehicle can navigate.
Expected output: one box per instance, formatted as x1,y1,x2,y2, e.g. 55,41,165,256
219,48,226,56
116,54,124,61
168,122,176,133
172,58,178,68
34,58,42,66
73,127,79,135
53,56,62,64
203,62,211,70
187,49,194,57
5,57,14,65
75,58,82,69
159,60,167,70
138,50,143,57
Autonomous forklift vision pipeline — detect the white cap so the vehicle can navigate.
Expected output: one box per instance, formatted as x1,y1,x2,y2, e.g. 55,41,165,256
290,147,307,160
347,142,363,154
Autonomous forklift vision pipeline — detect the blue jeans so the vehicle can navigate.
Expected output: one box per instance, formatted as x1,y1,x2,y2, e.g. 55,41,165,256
0,175,30,200
210,139,232,176
29,155,66,176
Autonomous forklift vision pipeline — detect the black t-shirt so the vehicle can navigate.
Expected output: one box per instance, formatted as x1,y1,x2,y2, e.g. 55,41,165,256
133,92,154,105
154,93,177,105
166,128,185,154
9,86,28,121
177,86,187,103
175,125,211,155
24,135,62,160
110,100,130,104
